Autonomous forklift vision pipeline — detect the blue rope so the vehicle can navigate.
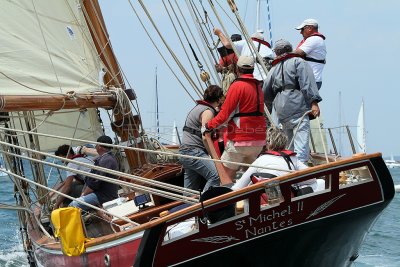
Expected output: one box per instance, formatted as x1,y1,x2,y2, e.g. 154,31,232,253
266,0,273,47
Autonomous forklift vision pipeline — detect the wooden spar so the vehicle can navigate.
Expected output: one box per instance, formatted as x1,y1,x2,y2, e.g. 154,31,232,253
83,1,147,169
204,133,233,185
0,94,116,112
83,0,125,88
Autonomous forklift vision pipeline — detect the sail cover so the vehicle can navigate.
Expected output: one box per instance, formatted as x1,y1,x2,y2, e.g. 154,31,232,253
0,0,103,95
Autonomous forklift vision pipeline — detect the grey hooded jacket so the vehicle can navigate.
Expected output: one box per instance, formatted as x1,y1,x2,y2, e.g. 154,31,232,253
263,56,322,123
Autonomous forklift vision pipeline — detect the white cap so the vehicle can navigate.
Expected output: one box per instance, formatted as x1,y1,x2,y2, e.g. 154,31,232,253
251,31,264,40
237,56,254,69
295,19,318,30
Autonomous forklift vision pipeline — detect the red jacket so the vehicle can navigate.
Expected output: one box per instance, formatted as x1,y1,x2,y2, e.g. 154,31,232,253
219,53,238,67
207,74,266,142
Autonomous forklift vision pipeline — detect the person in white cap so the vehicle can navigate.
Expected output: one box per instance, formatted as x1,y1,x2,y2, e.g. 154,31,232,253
203,55,266,182
294,19,327,90
263,39,322,163
213,28,273,82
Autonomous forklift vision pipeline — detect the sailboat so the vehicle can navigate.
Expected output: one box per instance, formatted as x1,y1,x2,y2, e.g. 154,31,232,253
357,100,366,153
0,1,395,267
385,154,400,169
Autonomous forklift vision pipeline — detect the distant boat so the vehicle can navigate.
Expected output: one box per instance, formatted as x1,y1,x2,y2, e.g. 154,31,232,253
385,155,400,169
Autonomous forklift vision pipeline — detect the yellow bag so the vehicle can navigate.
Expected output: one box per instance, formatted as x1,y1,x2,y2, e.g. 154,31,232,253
51,207,86,256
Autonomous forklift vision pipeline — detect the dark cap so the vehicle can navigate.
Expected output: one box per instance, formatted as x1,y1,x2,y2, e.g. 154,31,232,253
97,135,113,145
230,34,242,42
55,144,73,156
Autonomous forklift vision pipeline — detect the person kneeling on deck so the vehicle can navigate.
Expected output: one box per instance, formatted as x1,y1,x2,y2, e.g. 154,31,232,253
232,128,317,194
263,39,322,164
54,144,95,209
69,135,118,212
203,56,266,182
179,85,224,192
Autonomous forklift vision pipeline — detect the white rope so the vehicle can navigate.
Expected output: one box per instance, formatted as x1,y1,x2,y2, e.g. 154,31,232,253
135,0,202,95
0,140,200,199
162,0,205,92
0,168,139,227
173,0,220,86
126,0,196,102
0,147,199,204
288,110,311,150
0,126,295,173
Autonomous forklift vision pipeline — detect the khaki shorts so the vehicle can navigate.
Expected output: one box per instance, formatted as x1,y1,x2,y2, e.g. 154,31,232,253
221,140,263,170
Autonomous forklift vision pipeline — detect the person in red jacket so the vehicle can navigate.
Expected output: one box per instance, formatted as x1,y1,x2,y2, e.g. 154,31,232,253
203,55,266,181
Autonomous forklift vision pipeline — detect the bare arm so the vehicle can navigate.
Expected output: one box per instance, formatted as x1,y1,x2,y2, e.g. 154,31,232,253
201,109,216,153
214,28,232,49
81,185,94,196
294,48,306,56
310,101,320,118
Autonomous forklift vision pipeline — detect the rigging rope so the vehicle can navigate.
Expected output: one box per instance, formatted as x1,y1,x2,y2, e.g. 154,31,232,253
0,126,295,174
173,0,219,85
135,0,203,96
126,0,196,102
0,147,199,204
161,0,205,93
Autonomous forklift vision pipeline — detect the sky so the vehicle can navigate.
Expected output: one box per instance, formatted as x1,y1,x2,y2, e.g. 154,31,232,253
98,0,400,158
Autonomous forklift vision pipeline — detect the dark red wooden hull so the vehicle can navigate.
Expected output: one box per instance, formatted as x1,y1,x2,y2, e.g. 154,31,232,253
28,154,394,267
135,155,394,267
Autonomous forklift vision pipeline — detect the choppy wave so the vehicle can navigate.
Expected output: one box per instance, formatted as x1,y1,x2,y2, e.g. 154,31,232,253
0,244,28,267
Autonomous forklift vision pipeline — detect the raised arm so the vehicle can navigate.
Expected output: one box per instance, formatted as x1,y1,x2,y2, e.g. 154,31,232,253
214,28,232,49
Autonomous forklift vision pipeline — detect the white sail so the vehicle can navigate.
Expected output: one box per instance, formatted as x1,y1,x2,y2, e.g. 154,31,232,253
172,121,178,145
0,1,103,95
9,109,103,152
357,100,366,153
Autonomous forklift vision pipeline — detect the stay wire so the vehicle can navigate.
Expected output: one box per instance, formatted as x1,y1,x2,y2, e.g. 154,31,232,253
187,0,218,64
136,0,202,97
161,0,204,94
173,0,219,85
126,0,196,102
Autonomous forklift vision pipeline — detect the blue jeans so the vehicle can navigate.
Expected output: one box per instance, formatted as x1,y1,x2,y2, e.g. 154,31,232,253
179,147,220,192
69,193,101,212
281,116,310,163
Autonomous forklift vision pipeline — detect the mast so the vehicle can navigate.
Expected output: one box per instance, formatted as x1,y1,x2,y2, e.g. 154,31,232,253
83,0,147,169
155,67,160,140
256,0,261,32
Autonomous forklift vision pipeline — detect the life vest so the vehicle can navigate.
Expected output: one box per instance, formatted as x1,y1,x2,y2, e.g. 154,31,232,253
296,33,326,64
231,77,263,118
262,150,297,170
271,53,303,66
271,53,303,92
183,100,217,138
251,37,271,48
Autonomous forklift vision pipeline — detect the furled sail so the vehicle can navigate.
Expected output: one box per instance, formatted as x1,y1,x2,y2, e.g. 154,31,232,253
0,0,103,95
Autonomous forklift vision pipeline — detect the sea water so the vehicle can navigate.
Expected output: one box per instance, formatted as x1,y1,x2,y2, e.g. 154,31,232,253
0,169,399,267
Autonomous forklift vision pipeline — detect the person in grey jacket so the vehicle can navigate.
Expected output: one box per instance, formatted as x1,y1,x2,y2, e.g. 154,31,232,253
263,39,322,163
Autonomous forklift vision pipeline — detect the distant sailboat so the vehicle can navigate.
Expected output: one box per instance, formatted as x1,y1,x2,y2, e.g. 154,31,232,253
357,100,366,153
385,154,400,169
